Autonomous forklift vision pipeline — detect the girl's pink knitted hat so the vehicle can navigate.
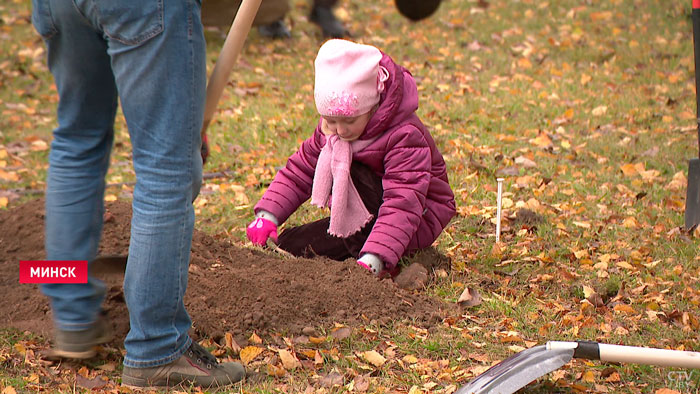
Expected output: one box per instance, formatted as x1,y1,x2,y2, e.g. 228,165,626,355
314,39,389,117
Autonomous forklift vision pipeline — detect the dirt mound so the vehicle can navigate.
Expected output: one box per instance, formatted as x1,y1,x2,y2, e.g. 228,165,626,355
0,199,453,345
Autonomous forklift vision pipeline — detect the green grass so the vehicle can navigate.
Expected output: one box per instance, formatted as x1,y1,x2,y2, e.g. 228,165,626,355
2,0,700,392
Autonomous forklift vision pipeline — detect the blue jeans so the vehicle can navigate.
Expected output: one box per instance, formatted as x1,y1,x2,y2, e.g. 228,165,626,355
33,0,205,367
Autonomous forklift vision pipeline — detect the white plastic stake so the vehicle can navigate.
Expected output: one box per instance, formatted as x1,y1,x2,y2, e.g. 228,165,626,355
496,178,504,243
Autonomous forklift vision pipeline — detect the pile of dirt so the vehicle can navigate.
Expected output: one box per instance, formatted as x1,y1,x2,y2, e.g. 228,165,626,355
0,199,454,345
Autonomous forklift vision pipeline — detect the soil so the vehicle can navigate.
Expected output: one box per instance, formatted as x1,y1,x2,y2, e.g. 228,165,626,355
0,199,455,346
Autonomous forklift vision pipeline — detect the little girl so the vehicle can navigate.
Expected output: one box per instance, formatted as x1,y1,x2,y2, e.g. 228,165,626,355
246,39,456,275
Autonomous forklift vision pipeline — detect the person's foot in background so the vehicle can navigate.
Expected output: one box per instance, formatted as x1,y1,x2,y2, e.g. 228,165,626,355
310,1,349,38
258,19,292,39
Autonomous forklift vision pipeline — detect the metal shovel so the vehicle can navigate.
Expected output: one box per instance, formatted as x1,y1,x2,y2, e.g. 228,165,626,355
685,0,700,230
456,341,700,394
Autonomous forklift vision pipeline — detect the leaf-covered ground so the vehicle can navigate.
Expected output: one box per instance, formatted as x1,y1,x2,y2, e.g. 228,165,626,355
1,0,700,393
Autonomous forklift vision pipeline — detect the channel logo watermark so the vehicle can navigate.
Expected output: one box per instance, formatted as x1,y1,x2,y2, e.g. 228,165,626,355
666,370,699,393
19,260,87,284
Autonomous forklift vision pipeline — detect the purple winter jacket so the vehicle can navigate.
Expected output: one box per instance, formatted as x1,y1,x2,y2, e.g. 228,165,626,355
254,53,456,267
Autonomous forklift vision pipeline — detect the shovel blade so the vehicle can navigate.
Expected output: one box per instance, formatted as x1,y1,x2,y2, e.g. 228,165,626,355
455,345,574,394
685,158,700,230
91,255,128,276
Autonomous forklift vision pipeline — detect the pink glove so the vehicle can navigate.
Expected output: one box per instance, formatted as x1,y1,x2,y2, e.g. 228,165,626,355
246,217,278,246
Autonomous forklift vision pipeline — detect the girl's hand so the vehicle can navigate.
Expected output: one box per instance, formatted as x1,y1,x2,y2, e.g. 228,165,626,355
357,253,384,275
246,217,278,246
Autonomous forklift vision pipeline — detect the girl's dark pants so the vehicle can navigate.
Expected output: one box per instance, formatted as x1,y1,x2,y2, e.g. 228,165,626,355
277,162,382,261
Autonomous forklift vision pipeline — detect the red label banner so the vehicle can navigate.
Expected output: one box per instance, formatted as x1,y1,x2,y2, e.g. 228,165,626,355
19,260,88,284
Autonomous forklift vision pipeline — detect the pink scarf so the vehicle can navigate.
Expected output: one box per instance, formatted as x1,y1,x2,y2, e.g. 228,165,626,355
311,135,375,237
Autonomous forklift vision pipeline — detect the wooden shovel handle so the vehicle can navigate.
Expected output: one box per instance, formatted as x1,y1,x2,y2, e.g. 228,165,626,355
693,0,700,156
201,0,263,135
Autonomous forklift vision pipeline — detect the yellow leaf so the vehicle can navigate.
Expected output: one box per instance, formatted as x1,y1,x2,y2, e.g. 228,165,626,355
591,105,608,116
0,197,7,208
508,345,526,353
517,57,532,69
25,374,39,384
529,133,552,148
30,139,48,151
573,249,589,259
309,336,326,344
402,355,418,364
0,170,19,182
580,74,592,85
2,387,17,394
655,390,680,394
249,332,262,344
266,363,286,377
582,285,597,299
104,194,117,202
239,346,264,365
408,386,423,394
582,370,596,383
278,349,300,370
606,372,622,383
13,343,25,355
299,349,317,359
666,171,686,191
96,362,116,372
613,304,636,315
622,217,638,228
362,350,386,367
620,163,638,176
616,261,634,270
78,366,90,378
573,221,591,229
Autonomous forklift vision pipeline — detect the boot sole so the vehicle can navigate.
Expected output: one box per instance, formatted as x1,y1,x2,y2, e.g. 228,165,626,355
121,373,243,390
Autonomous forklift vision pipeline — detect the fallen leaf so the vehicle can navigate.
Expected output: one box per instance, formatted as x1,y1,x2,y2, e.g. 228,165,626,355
319,372,344,387
408,385,424,394
309,336,326,344
279,349,300,370
331,327,352,340
402,355,419,364
457,286,482,308
225,332,241,353
581,370,596,383
592,105,608,116
96,362,116,372
249,332,262,344
514,156,537,168
605,372,621,383
655,389,681,394
2,387,17,394
613,304,636,315
266,363,286,377
529,133,552,148
353,374,370,392
362,350,386,367
239,346,264,365
77,366,90,378
76,375,108,390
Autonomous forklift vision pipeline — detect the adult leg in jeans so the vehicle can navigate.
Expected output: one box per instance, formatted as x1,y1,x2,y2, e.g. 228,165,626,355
35,0,243,385
35,0,202,360
97,0,205,367
35,0,116,344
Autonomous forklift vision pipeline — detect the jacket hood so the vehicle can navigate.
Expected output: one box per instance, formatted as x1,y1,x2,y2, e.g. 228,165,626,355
360,53,419,140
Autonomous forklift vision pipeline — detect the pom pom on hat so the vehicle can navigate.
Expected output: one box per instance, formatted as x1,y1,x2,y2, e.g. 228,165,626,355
314,39,389,117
